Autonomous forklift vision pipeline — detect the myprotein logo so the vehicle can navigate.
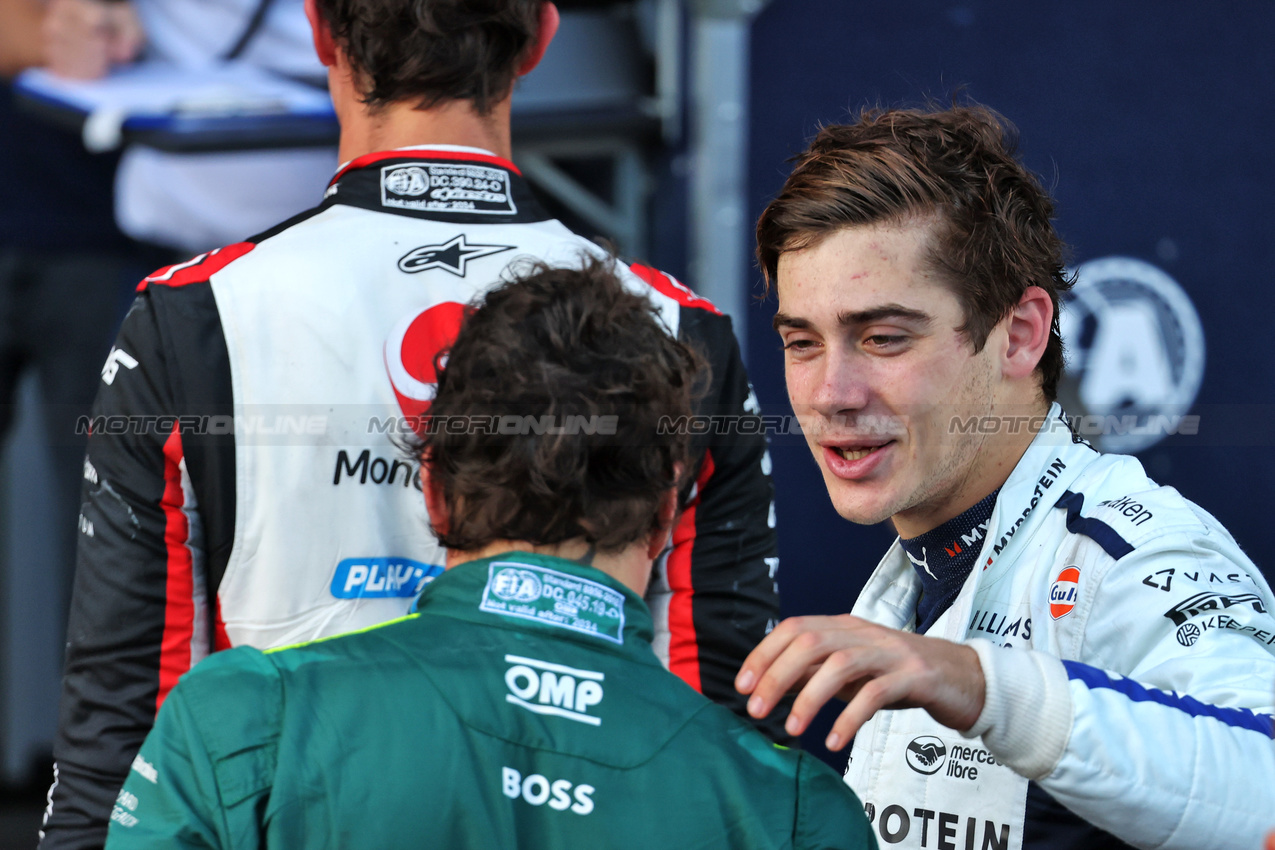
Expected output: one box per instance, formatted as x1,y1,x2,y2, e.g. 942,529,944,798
864,802,1011,850
330,557,442,599
1049,566,1081,619
904,736,947,775
504,654,604,726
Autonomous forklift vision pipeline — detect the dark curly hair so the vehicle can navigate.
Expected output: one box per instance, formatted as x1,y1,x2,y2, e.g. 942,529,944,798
313,0,542,112
756,104,1074,402
421,256,705,553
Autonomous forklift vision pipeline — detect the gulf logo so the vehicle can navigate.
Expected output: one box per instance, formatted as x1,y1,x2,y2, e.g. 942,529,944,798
1049,567,1081,619
384,302,467,424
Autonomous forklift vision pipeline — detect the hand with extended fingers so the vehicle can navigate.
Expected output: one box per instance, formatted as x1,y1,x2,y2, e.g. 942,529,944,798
735,614,987,751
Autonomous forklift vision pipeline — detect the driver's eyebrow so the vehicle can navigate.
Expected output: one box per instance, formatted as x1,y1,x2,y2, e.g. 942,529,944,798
837,304,933,328
773,304,933,333
772,312,809,332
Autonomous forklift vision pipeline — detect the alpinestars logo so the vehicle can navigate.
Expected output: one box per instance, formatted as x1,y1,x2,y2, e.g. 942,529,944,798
398,235,512,276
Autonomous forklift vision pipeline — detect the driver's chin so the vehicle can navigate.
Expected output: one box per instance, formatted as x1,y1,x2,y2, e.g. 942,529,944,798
827,480,897,527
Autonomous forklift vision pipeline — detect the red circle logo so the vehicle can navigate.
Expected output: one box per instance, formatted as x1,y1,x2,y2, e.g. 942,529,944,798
384,302,466,424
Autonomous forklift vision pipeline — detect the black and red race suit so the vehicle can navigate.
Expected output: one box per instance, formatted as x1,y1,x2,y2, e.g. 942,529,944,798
42,148,784,849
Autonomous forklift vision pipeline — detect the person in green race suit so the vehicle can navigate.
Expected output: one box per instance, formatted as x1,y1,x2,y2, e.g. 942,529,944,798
104,257,876,850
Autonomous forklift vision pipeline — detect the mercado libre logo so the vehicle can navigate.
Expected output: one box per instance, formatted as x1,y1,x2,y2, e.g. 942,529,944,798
384,301,467,422
905,736,947,775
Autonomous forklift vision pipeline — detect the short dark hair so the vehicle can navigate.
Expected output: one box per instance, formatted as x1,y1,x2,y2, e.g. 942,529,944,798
313,0,542,113
422,256,703,553
756,104,1073,402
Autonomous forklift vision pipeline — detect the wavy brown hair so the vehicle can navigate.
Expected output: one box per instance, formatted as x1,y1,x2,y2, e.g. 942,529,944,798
422,256,704,553
756,104,1073,402
313,0,542,112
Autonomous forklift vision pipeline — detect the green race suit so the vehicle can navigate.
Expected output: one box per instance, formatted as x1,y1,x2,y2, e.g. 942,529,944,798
106,553,874,849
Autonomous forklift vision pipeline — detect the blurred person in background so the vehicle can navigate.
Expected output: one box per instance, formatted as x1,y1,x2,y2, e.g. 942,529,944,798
738,104,1275,849
36,0,336,253
45,1,782,847
102,258,871,850
0,0,147,681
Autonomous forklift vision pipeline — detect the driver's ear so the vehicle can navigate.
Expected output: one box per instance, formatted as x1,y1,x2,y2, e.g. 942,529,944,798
645,478,681,561
516,2,560,76
304,0,337,67
422,462,450,538
1002,285,1053,382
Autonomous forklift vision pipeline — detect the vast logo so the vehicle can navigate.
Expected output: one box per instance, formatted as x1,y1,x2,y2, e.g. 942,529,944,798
904,736,947,775
330,557,442,599
384,301,466,422
1049,566,1081,619
1164,591,1267,626
503,654,604,725
1059,257,1205,453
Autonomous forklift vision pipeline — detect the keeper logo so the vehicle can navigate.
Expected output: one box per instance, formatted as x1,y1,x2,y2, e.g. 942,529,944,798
504,654,604,725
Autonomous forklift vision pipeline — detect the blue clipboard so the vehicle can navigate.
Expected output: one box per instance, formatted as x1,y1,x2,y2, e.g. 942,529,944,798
14,63,338,154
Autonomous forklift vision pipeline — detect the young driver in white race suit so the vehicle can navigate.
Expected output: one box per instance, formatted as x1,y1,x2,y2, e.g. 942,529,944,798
739,105,1275,850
